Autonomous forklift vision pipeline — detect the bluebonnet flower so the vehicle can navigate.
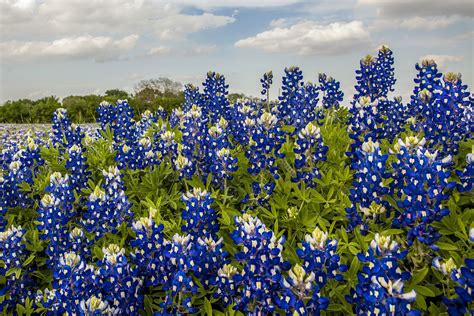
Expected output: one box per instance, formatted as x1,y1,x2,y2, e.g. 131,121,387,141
183,83,201,112
67,227,91,258
113,99,137,142
377,96,408,142
214,264,241,308
391,138,455,247
50,108,84,148
222,214,291,313
202,71,230,123
135,136,161,169
374,45,396,97
277,227,346,315
180,187,227,288
130,211,166,287
278,67,322,130
65,144,90,192
296,227,347,284
96,101,117,130
408,59,443,122
409,62,472,155
0,137,44,228
245,111,285,206
347,96,383,161
353,45,396,101
82,166,133,240
260,70,273,104
155,130,178,163
278,66,304,123
456,152,473,192
0,226,31,311
50,108,73,147
347,234,419,315
96,244,144,315
201,118,237,185
292,122,328,188
40,251,96,314
174,153,196,180
191,236,227,290
115,142,138,170
79,295,110,315
0,158,36,228
169,108,185,128
210,147,238,185
229,101,257,145
318,73,344,110
157,234,200,315
346,140,391,232
37,172,75,267
135,110,158,137
433,257,474,315
179,104,206,177
181,188,219,240
155,106,168,121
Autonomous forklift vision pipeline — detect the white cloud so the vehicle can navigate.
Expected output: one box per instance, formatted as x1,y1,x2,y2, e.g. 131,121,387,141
147,46,172,56
235,20,370,55
269,18,290,28
0,0,37,24
369,15,465,31
0,0,236,40
1,35,139,62
176,0,304,8
182,45,217,56
146,45,217,57
155,12,235,40
359,0,473,18
358,0,472,31
398,16,462,30
419,54,464,67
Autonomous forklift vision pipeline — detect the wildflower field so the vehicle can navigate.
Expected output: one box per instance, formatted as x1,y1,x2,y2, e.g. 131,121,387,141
1,46,473,315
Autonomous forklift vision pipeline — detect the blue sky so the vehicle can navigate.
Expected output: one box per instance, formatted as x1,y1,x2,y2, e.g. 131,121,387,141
0,0,472,103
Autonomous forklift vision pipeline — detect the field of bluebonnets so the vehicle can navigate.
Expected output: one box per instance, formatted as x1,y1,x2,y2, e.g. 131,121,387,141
0,46,473,315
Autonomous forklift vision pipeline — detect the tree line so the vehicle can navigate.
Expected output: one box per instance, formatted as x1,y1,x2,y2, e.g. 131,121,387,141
0,78,185,124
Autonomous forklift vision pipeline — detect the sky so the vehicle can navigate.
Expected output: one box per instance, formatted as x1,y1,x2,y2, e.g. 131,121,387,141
0,0,473,103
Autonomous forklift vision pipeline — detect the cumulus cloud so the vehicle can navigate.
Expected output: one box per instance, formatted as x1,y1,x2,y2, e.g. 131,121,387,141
419,54,464,67
0,0,37,24
154,12,235,40
146,45,217,57
175,0,304,8
358,0,473,18
147,46,172,56
235,20,370,55
0,0,236,40
1,35,139,62
398,16,462,30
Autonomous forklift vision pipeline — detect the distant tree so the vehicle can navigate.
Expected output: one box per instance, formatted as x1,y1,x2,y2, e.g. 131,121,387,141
0,99,33,123
63,96,89,123
30,96,61,123
228,93,246,103
105,89,129,99
135,78,182,96
134,78,184,113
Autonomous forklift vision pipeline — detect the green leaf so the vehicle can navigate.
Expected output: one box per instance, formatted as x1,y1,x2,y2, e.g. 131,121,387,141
414,285,436,297
340,228,348,244
22,254,36,267
410,267,429,286
203,298,213,316
436,242,458,251
381,229,404,235
415,292,427,310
